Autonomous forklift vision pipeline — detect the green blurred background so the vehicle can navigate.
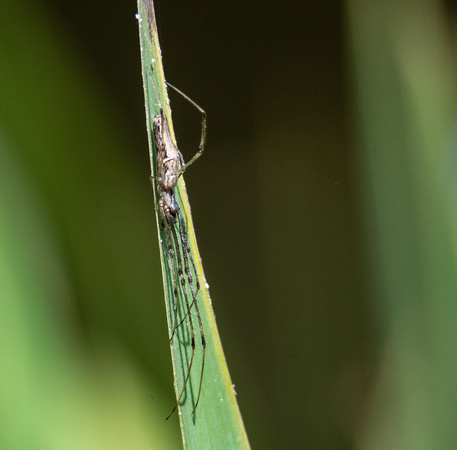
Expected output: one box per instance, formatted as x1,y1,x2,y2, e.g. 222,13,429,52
2,0,457,448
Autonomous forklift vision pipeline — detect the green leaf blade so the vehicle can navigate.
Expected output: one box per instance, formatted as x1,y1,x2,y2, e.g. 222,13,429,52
137,1,250,447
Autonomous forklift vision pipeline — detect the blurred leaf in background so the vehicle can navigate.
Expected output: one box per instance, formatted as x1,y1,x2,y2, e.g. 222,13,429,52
0,0,180,448
348,0,457,448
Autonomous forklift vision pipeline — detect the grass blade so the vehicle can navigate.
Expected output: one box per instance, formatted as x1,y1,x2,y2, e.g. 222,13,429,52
137,1,250,447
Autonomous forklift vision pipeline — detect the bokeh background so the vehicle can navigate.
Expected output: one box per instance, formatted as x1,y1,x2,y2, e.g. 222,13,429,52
2,0,457,448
